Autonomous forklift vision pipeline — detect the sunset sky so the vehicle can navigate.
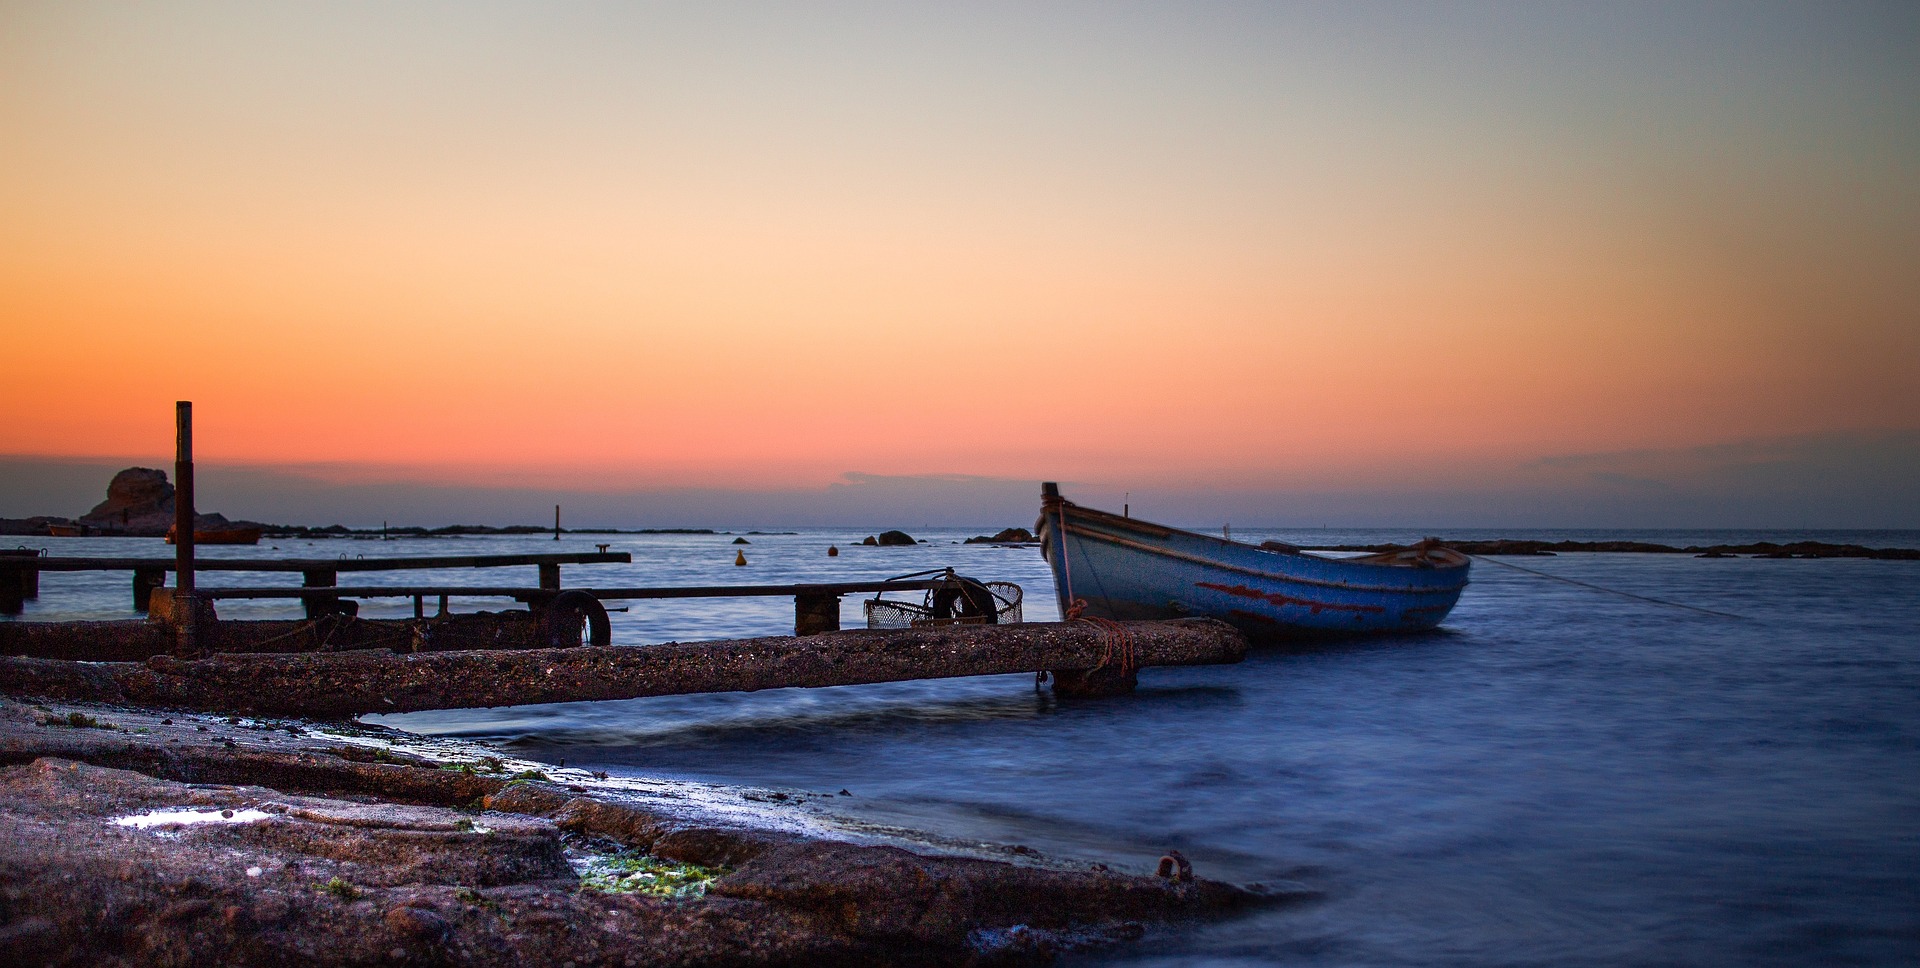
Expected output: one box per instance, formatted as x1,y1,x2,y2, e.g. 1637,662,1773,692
3,2,1916,527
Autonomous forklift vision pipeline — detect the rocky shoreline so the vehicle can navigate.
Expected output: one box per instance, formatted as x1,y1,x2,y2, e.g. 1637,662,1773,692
1309,539,1920,559
0,691,1289,966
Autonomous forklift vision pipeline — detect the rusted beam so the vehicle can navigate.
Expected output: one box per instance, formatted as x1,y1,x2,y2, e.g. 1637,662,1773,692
0,619,1247,717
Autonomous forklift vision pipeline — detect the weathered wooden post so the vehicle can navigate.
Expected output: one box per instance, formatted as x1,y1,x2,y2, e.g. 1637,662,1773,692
301,568,339,619
538,563,561,590
794,592,841,635
133,566,167,612
554,504,561,541
0,549,39,615
173,401,198,654
1,549,40,601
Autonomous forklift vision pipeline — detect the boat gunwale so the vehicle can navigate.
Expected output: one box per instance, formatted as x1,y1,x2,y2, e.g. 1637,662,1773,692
1046,505,1469,596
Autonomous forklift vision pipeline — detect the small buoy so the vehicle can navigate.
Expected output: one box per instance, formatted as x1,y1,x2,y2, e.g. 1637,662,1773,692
827,545,839,557
734,550,747,566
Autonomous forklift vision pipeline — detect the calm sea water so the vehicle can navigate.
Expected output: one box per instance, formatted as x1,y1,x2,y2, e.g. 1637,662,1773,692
9,527,1919,965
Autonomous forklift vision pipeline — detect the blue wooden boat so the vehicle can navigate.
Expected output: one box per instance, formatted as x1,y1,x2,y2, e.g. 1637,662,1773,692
1036,483,1470,639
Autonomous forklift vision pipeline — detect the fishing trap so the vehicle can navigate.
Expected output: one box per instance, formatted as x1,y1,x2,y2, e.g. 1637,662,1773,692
865,569,1023,628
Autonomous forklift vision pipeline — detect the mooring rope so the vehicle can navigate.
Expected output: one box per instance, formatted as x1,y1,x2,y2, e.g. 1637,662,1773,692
1050,505,1139,676
238,620,324,649
235,616,420,652
1083,614,1138,676
1059,596,1137,677
1469,554,1747,620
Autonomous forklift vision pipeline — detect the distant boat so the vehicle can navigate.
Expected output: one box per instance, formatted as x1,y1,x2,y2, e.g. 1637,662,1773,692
1036,483,1470,639
165,525,262,546
47,524,89,537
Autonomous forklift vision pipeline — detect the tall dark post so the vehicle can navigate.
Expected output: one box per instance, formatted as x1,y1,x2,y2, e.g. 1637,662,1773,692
554,504,561,541
174,401,197,650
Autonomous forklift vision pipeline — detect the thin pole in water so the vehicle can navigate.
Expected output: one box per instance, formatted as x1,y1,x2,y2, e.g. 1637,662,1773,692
554,504,561,541
173,401,196,652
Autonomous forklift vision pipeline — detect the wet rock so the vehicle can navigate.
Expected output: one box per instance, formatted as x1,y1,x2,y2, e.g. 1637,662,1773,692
384,904,450,940
653,825,799,868
712,840,1266,951
875,530,916,546
0,698,1294,966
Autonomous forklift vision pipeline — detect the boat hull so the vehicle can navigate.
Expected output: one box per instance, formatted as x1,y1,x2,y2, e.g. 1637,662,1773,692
1037,490,1469,640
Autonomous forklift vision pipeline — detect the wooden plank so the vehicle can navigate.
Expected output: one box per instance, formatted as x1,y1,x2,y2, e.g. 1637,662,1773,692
190,580,952,600
18,552,631,573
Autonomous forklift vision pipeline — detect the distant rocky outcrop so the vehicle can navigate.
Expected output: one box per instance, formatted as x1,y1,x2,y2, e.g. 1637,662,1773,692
964,527,1035,544
874,530,917,547
78,468,175,535
1311,538,1920,560
69,467,239,537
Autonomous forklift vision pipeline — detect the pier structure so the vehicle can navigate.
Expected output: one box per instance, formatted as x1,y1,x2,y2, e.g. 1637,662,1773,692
189,577,965,638
2,401,1247,711
0,551,632,617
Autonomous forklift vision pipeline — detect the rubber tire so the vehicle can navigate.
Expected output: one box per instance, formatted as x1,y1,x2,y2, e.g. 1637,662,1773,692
545,590,611,648
930,578,999,624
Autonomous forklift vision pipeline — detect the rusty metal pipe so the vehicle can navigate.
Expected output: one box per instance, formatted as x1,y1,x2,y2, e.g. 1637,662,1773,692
0,618,1247,718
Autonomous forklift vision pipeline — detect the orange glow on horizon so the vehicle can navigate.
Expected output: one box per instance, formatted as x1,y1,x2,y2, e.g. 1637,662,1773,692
3,4,1915,497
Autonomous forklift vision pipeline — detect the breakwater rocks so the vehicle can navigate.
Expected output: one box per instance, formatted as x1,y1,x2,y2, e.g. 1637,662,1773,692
1315,539,1919,560
965,528,1037,545
0,699,1290,966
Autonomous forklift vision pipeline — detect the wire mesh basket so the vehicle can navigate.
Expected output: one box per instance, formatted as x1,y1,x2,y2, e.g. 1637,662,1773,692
865,576,1023,629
